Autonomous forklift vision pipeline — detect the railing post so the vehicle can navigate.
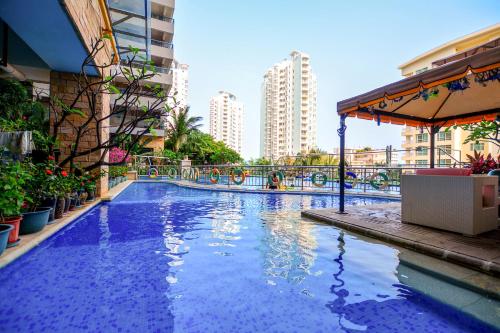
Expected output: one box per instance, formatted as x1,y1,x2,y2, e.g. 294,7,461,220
338,114,347,214
301,167,304,191
363,168,367,192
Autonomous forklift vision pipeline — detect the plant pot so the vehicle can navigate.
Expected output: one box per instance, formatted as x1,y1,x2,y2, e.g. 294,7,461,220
87,189,95,201
69,197,76,211
1,216,22,247
80,192,88,204
54,197,65,219
41,196,57,222
0,224,13,256
63,196,71,214
20,207,50,234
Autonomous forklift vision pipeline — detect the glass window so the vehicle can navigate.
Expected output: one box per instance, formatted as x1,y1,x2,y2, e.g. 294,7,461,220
108,0,145,15
470,143,485,151
437,131,452,141
416,160,428,165
416,147,428,156
438,159,452,166
437,145,452,154
416,133,428,143
415,67,429,74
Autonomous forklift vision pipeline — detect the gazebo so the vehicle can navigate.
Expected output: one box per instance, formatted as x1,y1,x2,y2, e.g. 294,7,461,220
336,46,500,213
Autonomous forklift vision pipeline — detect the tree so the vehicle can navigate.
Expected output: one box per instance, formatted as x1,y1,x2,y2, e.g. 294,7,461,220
449,120,500,150
165,106,202,152
49,37,172,171
248,157,271,166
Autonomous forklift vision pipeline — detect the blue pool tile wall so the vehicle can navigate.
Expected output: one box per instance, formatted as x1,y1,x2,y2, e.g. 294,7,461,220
0,182,498,332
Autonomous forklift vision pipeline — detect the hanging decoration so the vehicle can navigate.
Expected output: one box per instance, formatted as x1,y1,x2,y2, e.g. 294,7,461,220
378,100,387,109
444,77,470,92
474,69,500,87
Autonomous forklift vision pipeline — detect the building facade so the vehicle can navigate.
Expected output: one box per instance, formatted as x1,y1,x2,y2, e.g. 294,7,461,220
169,59,189,112
108,0,175,152
209,91,244,154
260,51,317,160
400,24,500,166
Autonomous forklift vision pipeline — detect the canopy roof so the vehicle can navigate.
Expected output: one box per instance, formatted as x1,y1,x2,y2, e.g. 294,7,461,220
337,46,500,127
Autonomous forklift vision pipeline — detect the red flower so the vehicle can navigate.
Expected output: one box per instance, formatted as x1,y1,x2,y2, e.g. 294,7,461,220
61,170,68,177
48,156,55,161
46,169,53,175
81,182,84,186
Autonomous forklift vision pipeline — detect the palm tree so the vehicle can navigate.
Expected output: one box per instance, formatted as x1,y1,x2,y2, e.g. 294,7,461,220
166,107,203,152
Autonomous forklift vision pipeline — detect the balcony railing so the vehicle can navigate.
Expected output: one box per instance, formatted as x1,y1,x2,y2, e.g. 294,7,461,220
151,13,175,23
120,60,171,74
151,39,174,49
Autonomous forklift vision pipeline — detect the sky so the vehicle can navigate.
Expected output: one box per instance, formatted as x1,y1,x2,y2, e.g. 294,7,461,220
173,0,500,159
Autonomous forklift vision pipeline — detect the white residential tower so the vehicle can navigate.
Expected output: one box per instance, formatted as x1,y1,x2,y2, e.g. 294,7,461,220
209,91,244,154
260,51,317,159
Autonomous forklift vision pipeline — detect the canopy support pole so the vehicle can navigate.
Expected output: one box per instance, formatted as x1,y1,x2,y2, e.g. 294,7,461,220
429,125,441,168
337,114,347,214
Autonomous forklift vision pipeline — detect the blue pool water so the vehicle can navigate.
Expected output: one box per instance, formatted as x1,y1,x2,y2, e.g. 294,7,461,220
0,182,498,332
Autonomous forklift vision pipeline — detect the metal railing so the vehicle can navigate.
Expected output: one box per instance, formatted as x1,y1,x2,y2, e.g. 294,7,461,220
151,13,175,23
131,163,425,196
151,39,174,49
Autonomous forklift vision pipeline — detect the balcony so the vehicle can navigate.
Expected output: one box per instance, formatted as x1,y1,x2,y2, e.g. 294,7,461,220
151,40,174,60
116,61,172,88
151,16,174,41
151,0,175,17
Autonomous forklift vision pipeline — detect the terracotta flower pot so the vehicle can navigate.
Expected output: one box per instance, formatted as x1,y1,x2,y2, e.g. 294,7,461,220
1,216,22,247
54,197,65,219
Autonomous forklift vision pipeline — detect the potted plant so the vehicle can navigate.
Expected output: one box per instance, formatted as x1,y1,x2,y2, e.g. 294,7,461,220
20,162,52,234
0,162,28,247
466,151,498,174
40,156,59,222
0,224,13,256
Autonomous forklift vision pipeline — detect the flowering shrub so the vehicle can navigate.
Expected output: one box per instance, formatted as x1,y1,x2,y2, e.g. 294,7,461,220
466,151,498,174
109,147,131,164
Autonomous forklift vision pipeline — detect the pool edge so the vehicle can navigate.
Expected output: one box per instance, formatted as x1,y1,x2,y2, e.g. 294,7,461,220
0,180,135,269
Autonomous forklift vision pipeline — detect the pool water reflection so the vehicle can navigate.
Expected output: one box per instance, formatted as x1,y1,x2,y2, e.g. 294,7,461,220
0,182,498,332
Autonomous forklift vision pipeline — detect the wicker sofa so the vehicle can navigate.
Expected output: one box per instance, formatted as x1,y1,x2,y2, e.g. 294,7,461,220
401,169,498,236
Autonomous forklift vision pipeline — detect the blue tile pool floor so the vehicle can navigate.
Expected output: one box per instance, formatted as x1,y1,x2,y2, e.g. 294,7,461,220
0,182,498,332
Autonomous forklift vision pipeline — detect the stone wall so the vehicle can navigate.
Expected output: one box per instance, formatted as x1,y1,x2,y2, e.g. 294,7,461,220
50,71,110,196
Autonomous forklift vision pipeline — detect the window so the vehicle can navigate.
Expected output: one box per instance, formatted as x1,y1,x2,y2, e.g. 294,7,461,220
416,147,428,156
416,133,428,143
438,159,452,166
470,143,485,151
437,131,452,141
437,145,452,154
415,67,429,74
416,160,428,165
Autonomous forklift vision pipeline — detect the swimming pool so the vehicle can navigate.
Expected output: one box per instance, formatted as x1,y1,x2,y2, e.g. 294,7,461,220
0,182,498,332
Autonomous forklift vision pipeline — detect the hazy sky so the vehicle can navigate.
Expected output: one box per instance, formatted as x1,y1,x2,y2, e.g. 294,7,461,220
173,0,500,159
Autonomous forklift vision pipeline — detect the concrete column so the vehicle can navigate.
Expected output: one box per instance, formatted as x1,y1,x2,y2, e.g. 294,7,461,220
49,71,109,196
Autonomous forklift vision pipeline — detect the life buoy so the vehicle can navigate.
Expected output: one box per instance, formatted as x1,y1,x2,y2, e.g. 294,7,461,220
267,171,284,186
369,172,389,190
191,167,200,181
231,168,245,185
209,168,220,184
311,172,328,187
167,167,177,179
148,167,158,178
182,168,190,179
344,171,358,189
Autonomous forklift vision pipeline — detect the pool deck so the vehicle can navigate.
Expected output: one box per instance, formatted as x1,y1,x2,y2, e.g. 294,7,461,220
302,203,500,278
0,180,134,269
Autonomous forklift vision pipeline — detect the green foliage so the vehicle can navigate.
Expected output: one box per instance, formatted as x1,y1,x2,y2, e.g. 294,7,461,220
175,130,243,164
448,120,500,148
162,149,181,161
165,107,203,152
248,157,272,166
109,165,128,178
0,162,29,218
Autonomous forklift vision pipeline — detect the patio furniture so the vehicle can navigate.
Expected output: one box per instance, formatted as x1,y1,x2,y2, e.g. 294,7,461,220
401,172,498,236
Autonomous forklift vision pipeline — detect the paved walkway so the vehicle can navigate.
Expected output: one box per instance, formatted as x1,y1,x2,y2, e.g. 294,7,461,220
302,203,500,277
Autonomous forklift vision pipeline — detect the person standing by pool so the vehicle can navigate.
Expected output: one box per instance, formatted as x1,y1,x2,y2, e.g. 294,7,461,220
268,172,279,190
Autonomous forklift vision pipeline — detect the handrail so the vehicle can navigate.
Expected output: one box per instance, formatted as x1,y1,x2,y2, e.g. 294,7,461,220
151,13,175,23
151,39,174,49
97,0,119,64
